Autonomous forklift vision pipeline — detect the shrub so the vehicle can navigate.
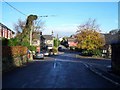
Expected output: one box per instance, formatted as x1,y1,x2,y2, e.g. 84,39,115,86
81,49,102,57
92,49,102,57
2,38,9,46
27,45,36,51
70,46,75,50
8,38,20,46
53,47,58,53
81,50,93,56
2,46,28,58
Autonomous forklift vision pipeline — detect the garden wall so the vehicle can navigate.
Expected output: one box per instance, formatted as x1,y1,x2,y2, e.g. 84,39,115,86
2,46,31,72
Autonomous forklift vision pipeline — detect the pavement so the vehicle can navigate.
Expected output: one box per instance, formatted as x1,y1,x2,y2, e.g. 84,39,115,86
81,57,120,87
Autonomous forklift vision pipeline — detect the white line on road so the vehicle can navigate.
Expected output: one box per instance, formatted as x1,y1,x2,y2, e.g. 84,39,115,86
53,59,57,69
53,62,56,69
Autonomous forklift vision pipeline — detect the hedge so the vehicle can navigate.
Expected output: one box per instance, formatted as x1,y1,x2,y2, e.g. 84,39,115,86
2,46,28,58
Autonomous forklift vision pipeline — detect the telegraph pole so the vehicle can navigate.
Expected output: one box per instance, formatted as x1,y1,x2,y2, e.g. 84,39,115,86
57,34,59,54
30,25,34,46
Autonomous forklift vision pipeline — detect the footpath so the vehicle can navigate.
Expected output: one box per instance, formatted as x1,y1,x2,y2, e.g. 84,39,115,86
85,61,120,88
76,54,120,87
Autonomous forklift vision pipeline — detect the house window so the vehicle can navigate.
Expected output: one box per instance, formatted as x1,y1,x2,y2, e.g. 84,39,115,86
5,28,7,38
3,28,5,37
10,31,12,38
8,30,10,39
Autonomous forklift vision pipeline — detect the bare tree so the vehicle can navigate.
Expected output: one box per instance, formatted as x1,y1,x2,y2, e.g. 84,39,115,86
33,19,45,32
77,18,100,33
13,19,26,34
14,18,45,37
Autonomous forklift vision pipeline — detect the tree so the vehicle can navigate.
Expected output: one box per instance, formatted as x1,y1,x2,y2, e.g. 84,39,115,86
76,19,105,51
14,15,45,46
54,38,60,48
13,19,26,34
60,37,69,48
13,15,38,46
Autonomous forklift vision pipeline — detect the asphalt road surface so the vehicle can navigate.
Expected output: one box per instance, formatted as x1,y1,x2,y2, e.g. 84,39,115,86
2,52,119,88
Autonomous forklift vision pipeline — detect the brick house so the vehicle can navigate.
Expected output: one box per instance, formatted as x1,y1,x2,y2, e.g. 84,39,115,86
67,35,78,47
43,35,54,50
32,31,45,52
0,23,15,39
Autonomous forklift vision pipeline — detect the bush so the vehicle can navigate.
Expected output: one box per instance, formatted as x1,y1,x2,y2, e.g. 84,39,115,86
2,38,9,46
81,50,93,56
8,38,20,46
81,49,102,57
2,46,28,58
27,45,36,51
53,47,58,53
92,49,102,57
70,46,75,50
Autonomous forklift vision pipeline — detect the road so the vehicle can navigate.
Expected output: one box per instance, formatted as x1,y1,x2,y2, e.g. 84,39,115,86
2,52,119,88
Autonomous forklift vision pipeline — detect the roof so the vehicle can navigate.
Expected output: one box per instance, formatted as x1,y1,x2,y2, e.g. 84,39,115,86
103,33,119,44
0,23,15,34
67,37,77,43
43,35,53,40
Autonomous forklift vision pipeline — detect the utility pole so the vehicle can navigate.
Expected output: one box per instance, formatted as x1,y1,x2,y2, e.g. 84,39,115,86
30,25,34,46
57,34,59,53
30,16,47,46
30,15,56,52
40,31,42,52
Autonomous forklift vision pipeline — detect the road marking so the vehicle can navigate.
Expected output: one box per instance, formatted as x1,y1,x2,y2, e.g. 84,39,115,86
53,59,57,69
56,59,82,63
53,62,56,68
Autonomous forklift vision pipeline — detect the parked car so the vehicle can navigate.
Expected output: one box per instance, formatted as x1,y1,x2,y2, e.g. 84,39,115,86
34,51,44,59
58,47,62,51
44,52,49,56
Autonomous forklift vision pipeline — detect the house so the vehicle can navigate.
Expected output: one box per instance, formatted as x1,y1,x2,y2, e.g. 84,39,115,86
0,23,15,39
67,35,78,47
32,31,41,46
102,29,119,58
32,31,45,52
67,37,78,47
43,35,54,50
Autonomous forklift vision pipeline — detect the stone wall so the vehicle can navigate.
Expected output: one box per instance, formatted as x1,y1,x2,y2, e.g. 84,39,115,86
2,54,30,72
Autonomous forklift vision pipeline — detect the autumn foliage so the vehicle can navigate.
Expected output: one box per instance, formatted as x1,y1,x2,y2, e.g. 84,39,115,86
2,46,28,58
76,19,105,51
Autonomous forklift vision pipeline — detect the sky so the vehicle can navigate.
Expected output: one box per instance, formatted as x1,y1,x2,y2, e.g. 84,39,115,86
1,1,118,37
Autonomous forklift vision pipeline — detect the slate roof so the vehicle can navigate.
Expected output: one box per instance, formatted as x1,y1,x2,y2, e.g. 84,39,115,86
67,37,77,43
43,35,53,40
103,33,119,44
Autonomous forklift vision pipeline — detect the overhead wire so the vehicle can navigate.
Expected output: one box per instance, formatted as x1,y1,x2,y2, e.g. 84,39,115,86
2,0,57,18
2,0,27,16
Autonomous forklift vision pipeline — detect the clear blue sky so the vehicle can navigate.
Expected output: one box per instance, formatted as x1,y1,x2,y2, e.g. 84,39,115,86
1,2,118,37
